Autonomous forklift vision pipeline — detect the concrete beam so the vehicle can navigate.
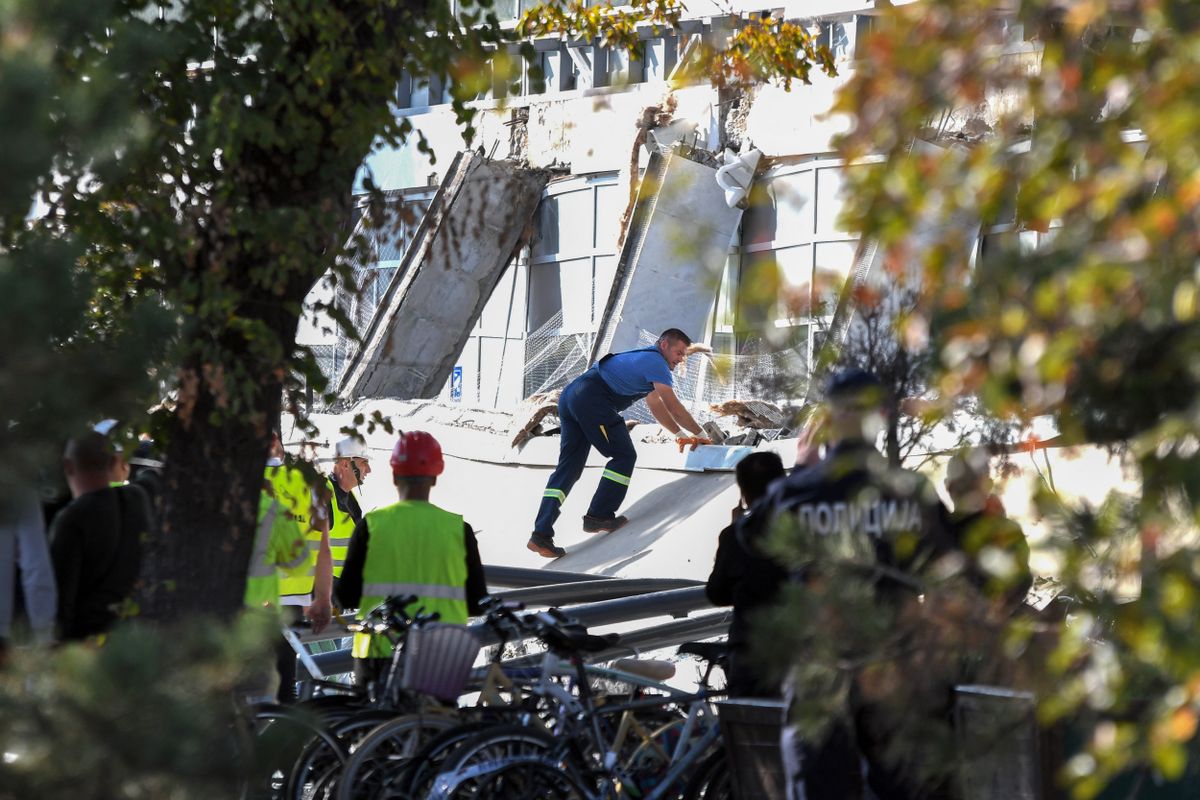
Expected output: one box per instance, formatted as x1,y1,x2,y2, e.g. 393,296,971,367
339,151,550,400
591,147,743,361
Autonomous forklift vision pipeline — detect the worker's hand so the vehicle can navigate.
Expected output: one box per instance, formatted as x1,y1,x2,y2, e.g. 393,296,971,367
305,599,332,635
796,407,828,467
676,434,712,452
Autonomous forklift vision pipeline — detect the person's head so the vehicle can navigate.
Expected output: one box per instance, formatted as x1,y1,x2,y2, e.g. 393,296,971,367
823,368,888,446
63,432,119,498
735,451,785,507
945,449,993,514
333,436,372,491
656,328,693,370
390,431,443,501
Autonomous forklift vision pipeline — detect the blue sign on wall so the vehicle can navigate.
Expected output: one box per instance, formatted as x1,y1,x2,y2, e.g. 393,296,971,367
450,366,463,403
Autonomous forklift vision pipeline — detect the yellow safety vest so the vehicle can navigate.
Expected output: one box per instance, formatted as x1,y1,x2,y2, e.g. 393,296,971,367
352,500,468,659
327,477,358,580
265,465,321,599
245,493,309,610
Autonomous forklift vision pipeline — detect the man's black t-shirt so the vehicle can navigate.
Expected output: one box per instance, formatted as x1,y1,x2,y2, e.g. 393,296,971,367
49,485,152,641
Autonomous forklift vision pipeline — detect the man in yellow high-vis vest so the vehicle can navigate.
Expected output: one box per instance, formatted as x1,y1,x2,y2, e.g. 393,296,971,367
324,436,372,580
262,431,332,702
245,490,309,611
335,431,487,689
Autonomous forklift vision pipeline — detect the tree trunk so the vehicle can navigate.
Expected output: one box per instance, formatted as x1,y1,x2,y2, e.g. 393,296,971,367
141,371,282,621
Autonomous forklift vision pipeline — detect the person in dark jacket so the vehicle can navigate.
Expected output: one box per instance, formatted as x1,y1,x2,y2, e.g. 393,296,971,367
50,432,152,642
705,450,787,696
751,369,957,800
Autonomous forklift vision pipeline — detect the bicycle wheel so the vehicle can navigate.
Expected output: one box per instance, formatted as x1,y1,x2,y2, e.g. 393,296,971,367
246,706,349,800
334,712,458,800
286,709,398,800
395,719,502,799
467,757,589,799
681,749,731,800
432,724,559,798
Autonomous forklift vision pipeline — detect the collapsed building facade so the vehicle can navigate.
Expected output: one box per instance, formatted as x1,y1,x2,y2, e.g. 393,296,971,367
298,1,930,420
292,0,1134,579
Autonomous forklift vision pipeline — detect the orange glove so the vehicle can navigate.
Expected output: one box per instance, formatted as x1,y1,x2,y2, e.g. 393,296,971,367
676,436,712,452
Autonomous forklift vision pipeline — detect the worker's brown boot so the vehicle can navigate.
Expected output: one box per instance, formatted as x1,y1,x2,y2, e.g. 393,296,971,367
527,534,566,558
582,514,629,534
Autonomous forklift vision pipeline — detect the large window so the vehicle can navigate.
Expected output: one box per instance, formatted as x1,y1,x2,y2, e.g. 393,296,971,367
733,157,861,362
527,174,623,334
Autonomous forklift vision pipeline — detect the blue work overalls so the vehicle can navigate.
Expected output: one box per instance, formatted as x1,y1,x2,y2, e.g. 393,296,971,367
533,348,659,538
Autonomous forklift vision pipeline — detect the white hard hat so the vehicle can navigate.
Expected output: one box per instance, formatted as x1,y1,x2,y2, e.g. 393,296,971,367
334,436,369,459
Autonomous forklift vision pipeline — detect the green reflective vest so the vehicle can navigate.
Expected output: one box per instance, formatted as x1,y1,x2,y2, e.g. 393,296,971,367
245,493,309,610
326,477,357,580
265,465,320,599
353,500,468,659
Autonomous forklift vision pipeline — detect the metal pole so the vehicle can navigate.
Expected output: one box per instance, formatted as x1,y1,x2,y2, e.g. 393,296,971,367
485,564,610,589
498,577,703,606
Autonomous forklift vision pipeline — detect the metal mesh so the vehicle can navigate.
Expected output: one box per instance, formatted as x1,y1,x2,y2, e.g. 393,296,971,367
522,311,596,397
321,195,432,391
521,316,805,428
622,328,805,425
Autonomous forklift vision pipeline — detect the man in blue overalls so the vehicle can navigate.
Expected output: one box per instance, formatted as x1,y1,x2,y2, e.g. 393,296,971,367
528,328,708,558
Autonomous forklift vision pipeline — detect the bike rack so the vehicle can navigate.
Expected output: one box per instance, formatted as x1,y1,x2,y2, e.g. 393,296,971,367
302,583,721,679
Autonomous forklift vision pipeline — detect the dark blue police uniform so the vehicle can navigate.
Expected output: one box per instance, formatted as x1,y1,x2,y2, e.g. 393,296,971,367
533,347,674,539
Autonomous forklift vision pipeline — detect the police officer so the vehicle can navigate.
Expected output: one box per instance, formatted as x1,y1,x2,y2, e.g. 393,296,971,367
741,369,956,800
335,430,487,689
528,328,708,558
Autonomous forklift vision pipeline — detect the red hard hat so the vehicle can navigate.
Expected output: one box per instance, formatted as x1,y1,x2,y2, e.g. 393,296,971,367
390,431,444,478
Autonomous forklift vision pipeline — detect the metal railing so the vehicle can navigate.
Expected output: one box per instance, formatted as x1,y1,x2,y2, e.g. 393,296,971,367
302,568,720,679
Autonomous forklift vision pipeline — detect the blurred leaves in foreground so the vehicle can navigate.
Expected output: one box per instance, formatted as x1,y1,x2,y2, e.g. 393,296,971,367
0,614,275,800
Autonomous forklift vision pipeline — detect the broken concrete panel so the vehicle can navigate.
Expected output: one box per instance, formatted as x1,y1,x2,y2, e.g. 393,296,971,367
593,147,744,359
340,151,550,401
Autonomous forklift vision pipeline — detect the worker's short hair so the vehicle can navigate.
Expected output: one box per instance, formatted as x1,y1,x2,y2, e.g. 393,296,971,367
64,432,117,474
657,328,692,347
393,474,435,488
735,451,785,505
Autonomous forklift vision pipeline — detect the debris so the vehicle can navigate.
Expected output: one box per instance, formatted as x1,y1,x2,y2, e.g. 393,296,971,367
509,389,561,448
708,399,786,429
702,420,728,445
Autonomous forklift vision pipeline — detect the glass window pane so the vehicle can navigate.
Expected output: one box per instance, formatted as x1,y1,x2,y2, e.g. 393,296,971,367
594,183,621,252
527,261,563,332
816,166,859,235
741,180,777,248
532,198,559,259
774,170,815,244
814,240,857,311
775,244,812,325
532,189,593,259
559,257,593,333
736,251,779,332
593,255,618,324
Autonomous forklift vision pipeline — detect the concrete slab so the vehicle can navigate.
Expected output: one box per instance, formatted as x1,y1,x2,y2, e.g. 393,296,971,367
339,152,550,400
592,147,744,359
